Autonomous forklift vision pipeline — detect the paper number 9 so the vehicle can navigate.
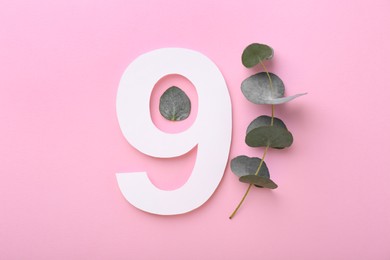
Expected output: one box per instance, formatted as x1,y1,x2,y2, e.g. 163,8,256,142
116,48,232,215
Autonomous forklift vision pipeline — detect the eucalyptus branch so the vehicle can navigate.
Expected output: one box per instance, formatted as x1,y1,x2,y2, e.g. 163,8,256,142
229,43,306,219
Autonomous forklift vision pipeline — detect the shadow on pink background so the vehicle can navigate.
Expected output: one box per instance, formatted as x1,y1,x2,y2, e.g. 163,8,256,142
1,0,390,259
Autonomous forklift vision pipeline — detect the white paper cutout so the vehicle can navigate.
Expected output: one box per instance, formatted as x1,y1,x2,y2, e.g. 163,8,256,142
116,48,232,215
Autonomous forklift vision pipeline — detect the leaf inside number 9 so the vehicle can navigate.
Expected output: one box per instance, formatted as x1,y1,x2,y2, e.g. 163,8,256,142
159,86,191,121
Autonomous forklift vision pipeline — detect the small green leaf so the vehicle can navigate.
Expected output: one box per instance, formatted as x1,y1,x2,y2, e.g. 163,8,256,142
242,43,274,68
231,155,269,178
241,72,307,104
239,175,278,189
159,86,191,121
245,125,293,148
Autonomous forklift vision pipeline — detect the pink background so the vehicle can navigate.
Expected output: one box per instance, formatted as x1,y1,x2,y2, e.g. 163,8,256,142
1,0,390,259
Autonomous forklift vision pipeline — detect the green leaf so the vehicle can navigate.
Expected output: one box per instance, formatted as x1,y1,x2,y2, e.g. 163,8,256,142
159,86,191,121
231,155,269,178
239,175,278,189
245,125,293,148
246,115,287,134
241,72,307,104
246,116,289,149
242,43,274,68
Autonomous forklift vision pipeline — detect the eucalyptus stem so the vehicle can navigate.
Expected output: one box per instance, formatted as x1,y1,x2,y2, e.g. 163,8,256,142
229,145,270,219
229,184,252,219
230,59,275,219
255,145,269,176
259,60,273,91
259,60,275,126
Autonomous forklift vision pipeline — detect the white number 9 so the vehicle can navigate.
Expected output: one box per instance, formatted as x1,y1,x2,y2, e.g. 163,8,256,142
116,48,232,215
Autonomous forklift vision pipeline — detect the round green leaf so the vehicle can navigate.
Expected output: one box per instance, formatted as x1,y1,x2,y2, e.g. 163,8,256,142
241,72,307,105
239,175,278,189
159,86,191,121
246,116,289,149
245,125,293,148
242,43,274,68
246,115,287,134
230,155,269,178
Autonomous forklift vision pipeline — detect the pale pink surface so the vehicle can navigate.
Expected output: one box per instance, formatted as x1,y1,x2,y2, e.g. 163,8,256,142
1,0,390,259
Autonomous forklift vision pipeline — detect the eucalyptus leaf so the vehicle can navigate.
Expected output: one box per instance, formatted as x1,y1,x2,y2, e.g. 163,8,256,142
159,86,191,121
246,115,287,134
231,155,269,178
245,125,293,148
239,175,278,189
246,116,289,149
241,72,307,104
242,43,274,68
